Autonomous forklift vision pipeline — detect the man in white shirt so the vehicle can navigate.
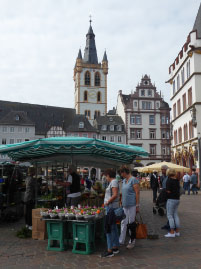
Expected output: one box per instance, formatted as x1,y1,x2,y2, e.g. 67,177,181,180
183,172,191,195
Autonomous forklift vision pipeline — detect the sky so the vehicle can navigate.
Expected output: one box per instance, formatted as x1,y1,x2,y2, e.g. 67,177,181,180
0,0,200,111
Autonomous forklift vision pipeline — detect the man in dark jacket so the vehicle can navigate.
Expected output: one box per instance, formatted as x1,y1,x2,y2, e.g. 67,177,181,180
150,170,159,203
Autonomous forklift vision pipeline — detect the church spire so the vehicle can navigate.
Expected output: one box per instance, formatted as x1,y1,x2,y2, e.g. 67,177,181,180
102,50,108,62
77,48,82,59
193,3,201,38
83,18,98,64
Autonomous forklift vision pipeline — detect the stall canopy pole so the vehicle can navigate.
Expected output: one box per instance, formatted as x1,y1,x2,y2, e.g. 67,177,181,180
35,162,38,208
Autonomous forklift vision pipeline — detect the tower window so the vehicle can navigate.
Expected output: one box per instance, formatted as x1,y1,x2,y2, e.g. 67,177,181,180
85,71,90,85
84,91,88,102
95,72,101,86
85,110,91,119
97,91,101,102
94,110,100,119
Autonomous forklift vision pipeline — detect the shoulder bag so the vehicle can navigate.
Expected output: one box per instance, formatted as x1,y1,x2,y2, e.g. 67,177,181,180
135,212,147,239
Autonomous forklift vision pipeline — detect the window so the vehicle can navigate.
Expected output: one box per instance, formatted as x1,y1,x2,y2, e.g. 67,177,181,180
173,80,175,95
85,71,90,85
181,67,185,85
161,116,165,124
93,134,96,139
149,130,156,139
166,116,169,124
136,130,141,139
118,136,122,142
15,115,20,121
102,136,106,140
189,120,194,139
17,139,22,143
162,146,166,155
73,133,78,137
162,130,166,139
94,110,100,119
142,101,152,110
84,91,88,102
110,136,114,142
130,115,141,125
141,90,145,96
182,93,186,111
101,125,107,131
95,72,100,86
117,125,122,131
79,122,84,129
149,115,155,125
85,110,91,119
174,130,178,145
2,138,6,144
183,124,188,141
97,91,101,102
148,89,152,96
177,99,181,115
18,127,22,132
177,74,180,90
82,134,88,137
188,88,192,106
130,129,135,139
133,101,138,108
2,127,7,133
186,60,190,79
178,127,182,143
10,139,14,144
156,102,160,109
150,144,156,155
25,127,29,133
166,131,169,139
25,139,29,141
173,103,176,118
167,147,170,155
110,125,114,131
10,127,14,133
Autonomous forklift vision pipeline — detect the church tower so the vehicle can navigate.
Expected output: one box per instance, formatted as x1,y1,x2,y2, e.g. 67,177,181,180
74,20,108,123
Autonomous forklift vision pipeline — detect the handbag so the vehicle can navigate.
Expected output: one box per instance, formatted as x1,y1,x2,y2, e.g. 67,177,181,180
135,212,147,239
114,207,126,221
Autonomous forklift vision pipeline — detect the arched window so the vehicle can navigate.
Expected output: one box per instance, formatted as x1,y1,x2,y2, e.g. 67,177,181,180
95,72,100,86
84,91,88,102
94,110,100,119
85,71,90,85
85,110,91,119
97,91,101,102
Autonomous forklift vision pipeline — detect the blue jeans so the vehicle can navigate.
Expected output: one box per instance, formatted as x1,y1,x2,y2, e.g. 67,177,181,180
183,182,190,195
166,199,180,229
105,207,119,250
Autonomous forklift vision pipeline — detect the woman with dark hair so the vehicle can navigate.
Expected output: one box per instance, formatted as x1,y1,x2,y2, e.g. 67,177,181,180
119,165,140,249
165,168,180,238
101,168,120,258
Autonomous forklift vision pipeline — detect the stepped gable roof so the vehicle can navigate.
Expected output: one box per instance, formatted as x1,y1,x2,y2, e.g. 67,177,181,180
193,3,201,38
67,114,97,132
0,111,34,125
0,100,76,135
83,21,98,64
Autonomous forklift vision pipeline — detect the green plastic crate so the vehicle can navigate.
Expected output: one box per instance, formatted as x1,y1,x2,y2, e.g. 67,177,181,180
72,222,95,255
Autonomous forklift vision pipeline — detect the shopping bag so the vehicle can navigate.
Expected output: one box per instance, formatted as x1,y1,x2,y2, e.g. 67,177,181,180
135,212,147,239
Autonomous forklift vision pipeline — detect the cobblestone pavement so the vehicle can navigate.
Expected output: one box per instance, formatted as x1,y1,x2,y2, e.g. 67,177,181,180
1,190,201,269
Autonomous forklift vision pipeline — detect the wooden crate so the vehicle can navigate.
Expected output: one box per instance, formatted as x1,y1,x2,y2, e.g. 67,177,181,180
32,208,47,240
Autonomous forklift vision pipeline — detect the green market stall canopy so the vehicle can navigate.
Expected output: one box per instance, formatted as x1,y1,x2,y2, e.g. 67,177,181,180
0,137,148,169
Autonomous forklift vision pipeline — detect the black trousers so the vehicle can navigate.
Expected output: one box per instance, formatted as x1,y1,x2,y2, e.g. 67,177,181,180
152,188,158,202
25,200,35,226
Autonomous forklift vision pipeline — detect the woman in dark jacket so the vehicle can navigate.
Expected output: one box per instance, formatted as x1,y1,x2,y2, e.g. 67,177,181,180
165,168,180,238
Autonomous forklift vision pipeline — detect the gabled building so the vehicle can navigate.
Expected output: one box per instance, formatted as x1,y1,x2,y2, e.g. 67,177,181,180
74,20,108,123
117,75,171,166
167,4,201,173
93,111,126,144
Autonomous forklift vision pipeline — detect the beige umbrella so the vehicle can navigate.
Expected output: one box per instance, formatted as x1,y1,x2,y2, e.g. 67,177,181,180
137,161,190,173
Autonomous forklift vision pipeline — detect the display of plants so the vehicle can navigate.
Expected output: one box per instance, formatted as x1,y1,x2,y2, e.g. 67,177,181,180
40,206,105,221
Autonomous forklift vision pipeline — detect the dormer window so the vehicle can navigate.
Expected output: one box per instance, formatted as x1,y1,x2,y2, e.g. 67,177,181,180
79,122,84,129
102,125,107,131
15,115,20,121
110,125,114,131
117,125,122,131
109,117,113,122
141,90,145,96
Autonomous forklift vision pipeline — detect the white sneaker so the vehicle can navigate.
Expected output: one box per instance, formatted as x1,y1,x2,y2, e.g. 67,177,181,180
175,232,180,237
164,233,175,238
126,240,135,249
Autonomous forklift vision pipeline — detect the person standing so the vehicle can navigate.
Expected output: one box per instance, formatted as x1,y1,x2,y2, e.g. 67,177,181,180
165,168,180,238
101,168,120,258
119,165,140,249
24,167,36,230
160,165,169,189
150,170,159,203
183,172,191,195
191,169,198,195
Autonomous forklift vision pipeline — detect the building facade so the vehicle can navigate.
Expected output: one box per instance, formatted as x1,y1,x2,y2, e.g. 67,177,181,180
93,109,126,144
168,4,201,174
117,75,171,166
74,21,108,123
